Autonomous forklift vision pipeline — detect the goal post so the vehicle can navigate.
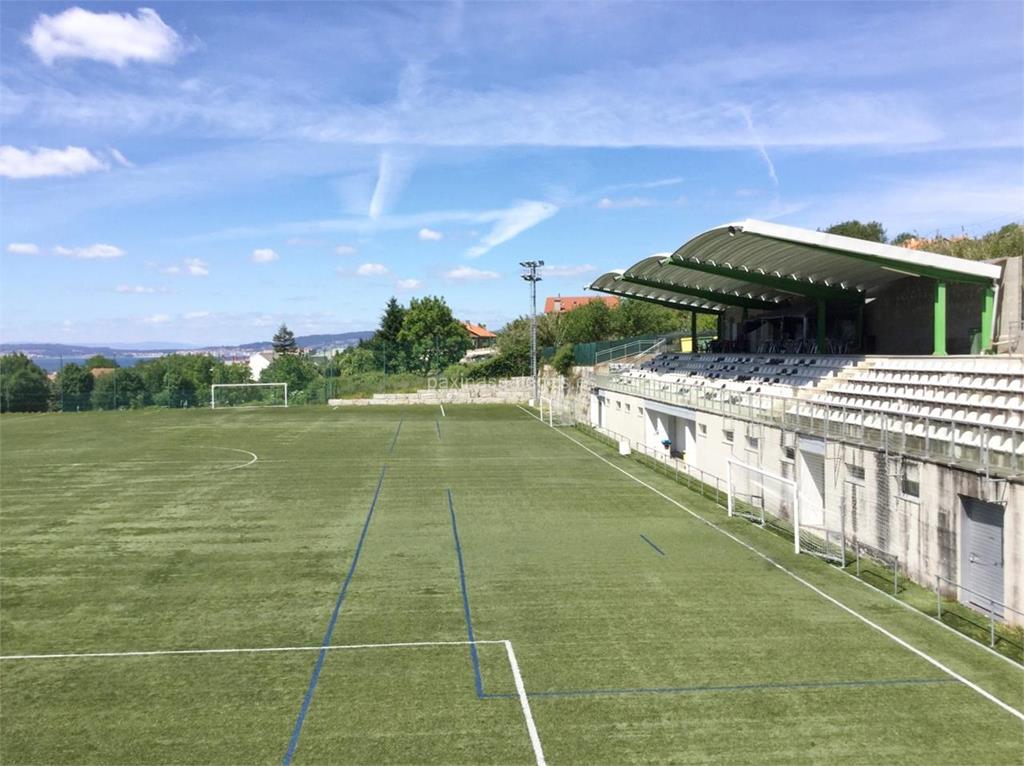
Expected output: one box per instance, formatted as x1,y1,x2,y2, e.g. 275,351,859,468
726,457,845,564
210,382,288,409
539,395,574,427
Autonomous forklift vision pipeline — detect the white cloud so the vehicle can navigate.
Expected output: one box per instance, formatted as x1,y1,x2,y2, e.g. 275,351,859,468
184,257,208,276
368,149,415,220
27,7,183,67
53,243,124,259
356,262,389,276
596,196,656,210
396,278,423,290
184,311,210,320
162,257,208,276
115,284,155,294
252,247,279,263
6,242,39,255
0,145,107,179
143,313,171,325
445,266,500,281
418,227,443,241
543,264,597,277
466,201,558,258
109,148,133,167
334,244,357,256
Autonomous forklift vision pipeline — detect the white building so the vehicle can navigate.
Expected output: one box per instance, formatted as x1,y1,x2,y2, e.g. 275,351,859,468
248,351,277,381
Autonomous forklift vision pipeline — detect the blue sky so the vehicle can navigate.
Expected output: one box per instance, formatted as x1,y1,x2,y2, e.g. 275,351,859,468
1,1,1022,346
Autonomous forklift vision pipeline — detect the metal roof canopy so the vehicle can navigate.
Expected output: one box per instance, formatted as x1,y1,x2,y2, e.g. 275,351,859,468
665,219,1000,299
589,270,726,313
586,219,1002,354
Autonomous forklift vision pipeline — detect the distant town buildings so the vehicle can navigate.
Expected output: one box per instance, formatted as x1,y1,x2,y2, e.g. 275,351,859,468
544,295,620,313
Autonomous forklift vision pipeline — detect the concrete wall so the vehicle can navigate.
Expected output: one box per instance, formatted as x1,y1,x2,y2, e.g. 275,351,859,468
592,385,1024,624
329,374,573,407
995,256,1022,353
863,277,986,355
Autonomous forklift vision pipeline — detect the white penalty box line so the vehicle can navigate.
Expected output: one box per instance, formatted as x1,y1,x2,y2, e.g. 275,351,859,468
1,638,547,766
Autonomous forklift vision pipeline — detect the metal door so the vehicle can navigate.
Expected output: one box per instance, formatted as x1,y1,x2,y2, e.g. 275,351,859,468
960,497,1005,617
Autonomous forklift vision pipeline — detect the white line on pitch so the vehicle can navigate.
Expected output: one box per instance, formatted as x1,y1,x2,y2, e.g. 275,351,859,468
517,406,1024,723
440,403,446,417
0,639,509,661
504,640,547,766
201,446,258,470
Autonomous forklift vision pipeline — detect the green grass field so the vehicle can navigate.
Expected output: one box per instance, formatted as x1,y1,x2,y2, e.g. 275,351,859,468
1,405,1021,765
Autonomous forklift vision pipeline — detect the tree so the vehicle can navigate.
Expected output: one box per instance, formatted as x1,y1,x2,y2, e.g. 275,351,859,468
366,297,409,372
398,296,471,374
560,299,614,344
57,362,94,410
612,299,688,337
260,353,321,392
91,368,147,409
84,354,119,370
272,324,297,354
0,354,52,412
823,220,887,243
891,232,916,246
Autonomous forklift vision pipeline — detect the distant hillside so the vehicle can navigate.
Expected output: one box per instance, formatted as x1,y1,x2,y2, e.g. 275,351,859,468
235,331,373,352
1,331,374,360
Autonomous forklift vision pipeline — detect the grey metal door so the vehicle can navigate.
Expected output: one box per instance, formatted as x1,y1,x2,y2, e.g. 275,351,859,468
960,497,1005,617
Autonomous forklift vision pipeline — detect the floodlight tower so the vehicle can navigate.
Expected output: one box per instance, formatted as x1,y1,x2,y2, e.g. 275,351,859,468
520,260,544,405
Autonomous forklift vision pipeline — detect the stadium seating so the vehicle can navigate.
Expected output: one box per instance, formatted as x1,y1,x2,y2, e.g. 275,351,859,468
607,352,1024,462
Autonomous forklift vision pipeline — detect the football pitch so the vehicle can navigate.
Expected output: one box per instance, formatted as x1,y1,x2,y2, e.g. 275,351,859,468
1,405,1021,765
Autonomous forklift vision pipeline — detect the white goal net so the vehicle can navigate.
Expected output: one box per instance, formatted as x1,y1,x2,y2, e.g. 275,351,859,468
727,458,845,564
539,395,576,427
211,383,288,409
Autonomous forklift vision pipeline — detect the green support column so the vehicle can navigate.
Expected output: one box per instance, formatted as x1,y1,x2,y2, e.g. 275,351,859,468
690,311,698,353
933,280,947,356
816,298,827,352
980,284,995,352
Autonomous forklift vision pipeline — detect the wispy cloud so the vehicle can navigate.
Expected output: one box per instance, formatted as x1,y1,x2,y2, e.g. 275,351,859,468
287,237,327,246
115,284,157,294
543,264,597,277
53,243,124,259
466,201,558,258
109,148,133,167
418,227,443,241
368,150,415,220
161,257,209,276
143,313,171,325
445,266,500,281
334,244,357,256
596,196,656,210
0,146,108,179
252,247,279,263
184,311,210,320
27,7,184,67
396,278,422,290
6,242,39,255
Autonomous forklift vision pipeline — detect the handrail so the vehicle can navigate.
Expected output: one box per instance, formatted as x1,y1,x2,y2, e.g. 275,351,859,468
593,373,1024,478
935,573,1023,650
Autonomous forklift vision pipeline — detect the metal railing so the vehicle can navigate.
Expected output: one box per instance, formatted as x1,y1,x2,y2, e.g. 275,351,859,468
593,373,1024,477
935,574,1024,650
594,337,669,368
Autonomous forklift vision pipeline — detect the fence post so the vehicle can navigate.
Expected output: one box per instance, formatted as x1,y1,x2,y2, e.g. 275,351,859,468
936,575,942,620
989,600,996,648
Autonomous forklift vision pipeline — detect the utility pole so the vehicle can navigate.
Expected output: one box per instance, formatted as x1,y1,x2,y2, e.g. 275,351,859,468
520,260,544,405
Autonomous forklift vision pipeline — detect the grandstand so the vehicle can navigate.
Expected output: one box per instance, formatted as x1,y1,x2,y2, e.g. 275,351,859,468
587,220,1023,625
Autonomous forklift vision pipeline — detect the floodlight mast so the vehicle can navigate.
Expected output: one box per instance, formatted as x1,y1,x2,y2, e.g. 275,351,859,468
520,260,544,405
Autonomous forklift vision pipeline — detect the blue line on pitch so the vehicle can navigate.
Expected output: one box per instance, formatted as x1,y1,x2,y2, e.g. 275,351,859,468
447,489,485,699
481,677,953,701
282,465,387,766
640,534,665,556
387,415,404,454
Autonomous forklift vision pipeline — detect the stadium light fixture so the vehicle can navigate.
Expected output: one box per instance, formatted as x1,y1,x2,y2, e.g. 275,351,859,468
520,261,544,405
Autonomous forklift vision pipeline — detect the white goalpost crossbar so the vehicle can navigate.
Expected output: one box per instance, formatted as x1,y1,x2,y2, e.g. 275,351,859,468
727,458,800,554
210,382,289,409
